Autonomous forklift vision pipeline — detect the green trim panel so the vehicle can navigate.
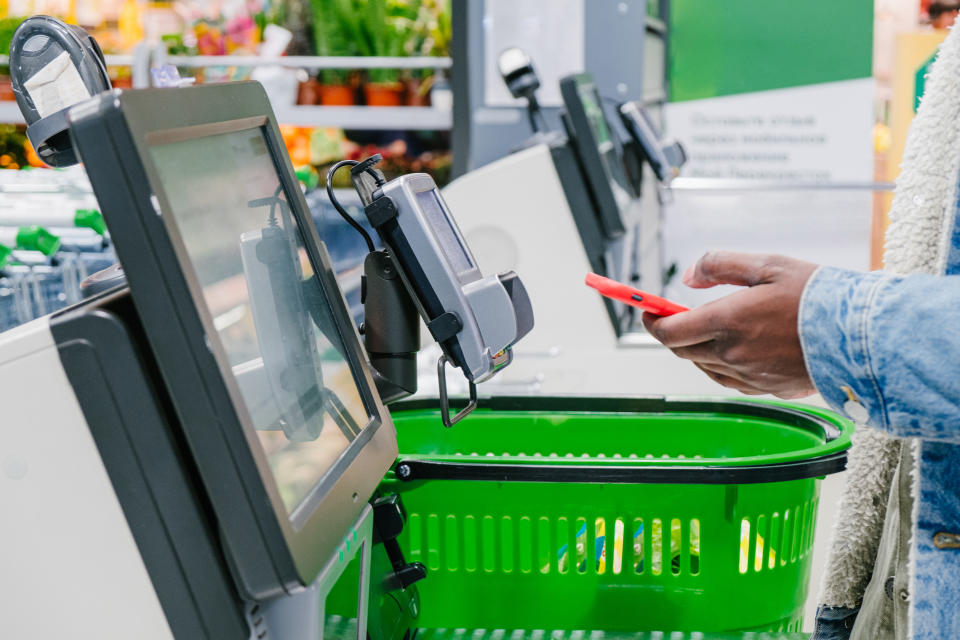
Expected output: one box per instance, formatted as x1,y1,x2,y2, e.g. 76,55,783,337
669,0,874,102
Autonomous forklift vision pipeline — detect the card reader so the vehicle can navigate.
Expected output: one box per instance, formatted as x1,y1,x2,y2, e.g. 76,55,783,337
348,156,534,424
618,101,687,185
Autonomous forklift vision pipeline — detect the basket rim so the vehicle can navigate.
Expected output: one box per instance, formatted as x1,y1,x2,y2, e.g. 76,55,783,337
394,450,847,484
388,395,854,483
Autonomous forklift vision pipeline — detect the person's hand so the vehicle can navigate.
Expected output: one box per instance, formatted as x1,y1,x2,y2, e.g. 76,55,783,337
642,251,819,399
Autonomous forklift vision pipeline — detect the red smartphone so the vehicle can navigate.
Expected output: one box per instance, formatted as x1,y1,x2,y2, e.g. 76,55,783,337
585,272,689,316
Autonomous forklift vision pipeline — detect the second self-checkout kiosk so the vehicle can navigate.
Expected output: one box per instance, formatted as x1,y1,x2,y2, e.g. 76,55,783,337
441,51,693,395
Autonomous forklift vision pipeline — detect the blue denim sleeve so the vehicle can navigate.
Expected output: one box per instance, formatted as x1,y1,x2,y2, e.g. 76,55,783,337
799,266,960,442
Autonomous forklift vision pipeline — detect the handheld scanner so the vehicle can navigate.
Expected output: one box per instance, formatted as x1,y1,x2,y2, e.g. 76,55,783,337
618,101,687,185
9,17,111,167
352,163,534,384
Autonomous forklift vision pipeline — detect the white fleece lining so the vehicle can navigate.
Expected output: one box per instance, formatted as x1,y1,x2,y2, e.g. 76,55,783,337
816,21,960,620
813,271,902,609
818,429,902,609
907,439,921,639
936,186,959,276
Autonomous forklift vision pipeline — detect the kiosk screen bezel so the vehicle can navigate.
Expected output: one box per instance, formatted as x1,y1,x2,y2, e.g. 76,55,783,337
67,82,397,599
559,73,633,240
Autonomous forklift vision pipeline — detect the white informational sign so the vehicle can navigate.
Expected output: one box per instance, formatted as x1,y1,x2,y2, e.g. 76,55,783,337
662,78,876,306
665,78,875,182
483,0,585,108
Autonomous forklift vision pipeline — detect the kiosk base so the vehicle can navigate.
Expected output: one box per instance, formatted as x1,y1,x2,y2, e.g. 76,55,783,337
260,506,373,640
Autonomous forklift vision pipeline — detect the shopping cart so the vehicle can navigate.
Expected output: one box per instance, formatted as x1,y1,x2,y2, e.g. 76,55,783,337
0,249,117,331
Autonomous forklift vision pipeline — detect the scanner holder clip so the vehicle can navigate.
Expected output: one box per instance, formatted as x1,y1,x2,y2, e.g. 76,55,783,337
437,354,477,428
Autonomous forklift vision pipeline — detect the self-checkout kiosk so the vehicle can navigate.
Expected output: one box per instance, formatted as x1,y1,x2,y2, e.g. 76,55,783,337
2,18,534,639
446,72,635,335
441,58,705,395
0,17,851,640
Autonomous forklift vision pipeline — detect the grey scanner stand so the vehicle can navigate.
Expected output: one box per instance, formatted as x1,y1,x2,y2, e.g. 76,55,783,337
362,250,421,405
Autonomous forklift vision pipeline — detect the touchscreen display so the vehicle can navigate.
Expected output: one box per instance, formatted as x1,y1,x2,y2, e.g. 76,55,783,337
576,81,632,199
416,188,474,274
149,127,368,517
578,84,613,150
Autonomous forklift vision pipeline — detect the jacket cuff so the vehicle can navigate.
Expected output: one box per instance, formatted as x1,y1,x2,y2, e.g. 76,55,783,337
799,266,889,429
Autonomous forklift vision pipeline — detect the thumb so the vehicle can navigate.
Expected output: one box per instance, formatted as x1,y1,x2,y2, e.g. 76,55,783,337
682,251,779,289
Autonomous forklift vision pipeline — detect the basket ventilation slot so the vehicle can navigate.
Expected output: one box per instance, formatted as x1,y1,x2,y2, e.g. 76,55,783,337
404,513,704,578
739,499,819,575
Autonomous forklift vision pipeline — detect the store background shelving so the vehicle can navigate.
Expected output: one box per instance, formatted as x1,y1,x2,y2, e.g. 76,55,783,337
0,52,453,130
159,54,451,70
270,104,449,129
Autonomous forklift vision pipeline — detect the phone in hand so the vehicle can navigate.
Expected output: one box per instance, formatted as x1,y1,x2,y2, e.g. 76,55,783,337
585,272,689,316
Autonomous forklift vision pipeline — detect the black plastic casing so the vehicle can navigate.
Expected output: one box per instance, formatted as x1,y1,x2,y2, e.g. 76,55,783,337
66,82,398,600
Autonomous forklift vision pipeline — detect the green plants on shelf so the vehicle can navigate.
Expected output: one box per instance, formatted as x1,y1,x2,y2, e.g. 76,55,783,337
310,0,361,89
396,0,451,59
354,0,405,105
393,0,451,105
310,0,452,105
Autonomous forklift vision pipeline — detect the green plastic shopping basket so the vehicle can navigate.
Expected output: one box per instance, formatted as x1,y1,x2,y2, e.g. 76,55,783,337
381,395,854,633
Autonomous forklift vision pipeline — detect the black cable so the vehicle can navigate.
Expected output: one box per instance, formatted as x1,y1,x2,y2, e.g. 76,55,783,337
526,94,552,134
526,101,540,133
536,109,551,133
247,184,286,227
326,160,376,253
268,184,283,227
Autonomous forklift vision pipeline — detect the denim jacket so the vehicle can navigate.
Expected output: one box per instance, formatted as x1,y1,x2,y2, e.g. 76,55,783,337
800,263,960,637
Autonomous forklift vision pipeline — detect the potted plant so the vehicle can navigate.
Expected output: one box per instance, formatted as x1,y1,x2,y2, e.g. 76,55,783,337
363,70,403,106
358,0,405,106
311,0,359,105
311,0,410,106
297,75,322,105
318,70,356,105
397,0,451,106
